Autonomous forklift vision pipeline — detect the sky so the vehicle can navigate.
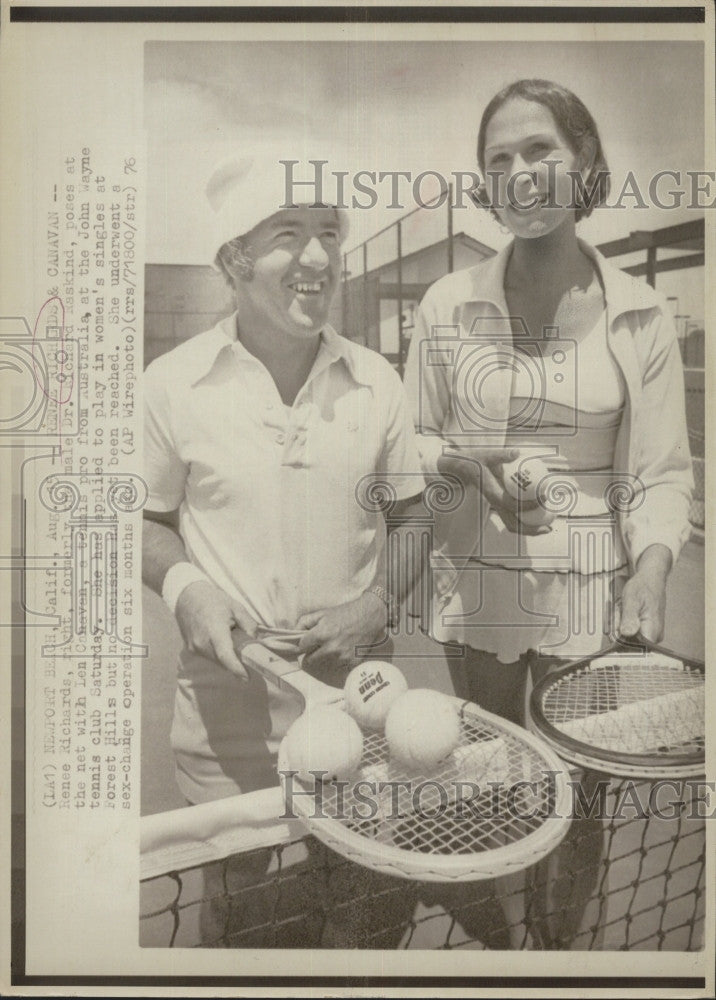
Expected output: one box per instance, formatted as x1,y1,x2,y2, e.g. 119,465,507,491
144,39,706,319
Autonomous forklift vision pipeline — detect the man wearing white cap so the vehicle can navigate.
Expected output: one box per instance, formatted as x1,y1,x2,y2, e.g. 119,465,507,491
142,153,424,807
141,156,530,949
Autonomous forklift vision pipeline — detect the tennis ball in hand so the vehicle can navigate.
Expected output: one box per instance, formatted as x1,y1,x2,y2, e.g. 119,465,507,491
344,661,409,731
283,706,363,784
385,689,461,772
501,455,555,527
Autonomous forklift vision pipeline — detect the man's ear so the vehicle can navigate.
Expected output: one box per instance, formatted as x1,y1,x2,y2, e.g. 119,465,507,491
216,239,255,286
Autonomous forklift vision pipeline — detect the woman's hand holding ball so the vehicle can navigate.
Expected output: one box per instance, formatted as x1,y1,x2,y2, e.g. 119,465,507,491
437,447,553,535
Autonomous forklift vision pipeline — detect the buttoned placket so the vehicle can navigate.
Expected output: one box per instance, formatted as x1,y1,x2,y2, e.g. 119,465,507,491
257,377,309,464
281,388,312,467
227,329,358,468
279,344,341,467
226,341,310,465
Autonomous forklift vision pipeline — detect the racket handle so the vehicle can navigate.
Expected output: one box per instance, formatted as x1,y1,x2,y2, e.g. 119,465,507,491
231,627,342,706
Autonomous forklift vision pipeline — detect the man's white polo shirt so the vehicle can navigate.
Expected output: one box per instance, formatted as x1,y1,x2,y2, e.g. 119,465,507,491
144,312,424,629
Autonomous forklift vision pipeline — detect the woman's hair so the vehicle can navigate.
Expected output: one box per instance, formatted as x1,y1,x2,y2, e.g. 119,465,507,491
475,78,610,222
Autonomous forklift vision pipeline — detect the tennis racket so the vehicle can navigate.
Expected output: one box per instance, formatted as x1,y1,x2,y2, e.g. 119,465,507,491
232,629,572,883
528,635,705,779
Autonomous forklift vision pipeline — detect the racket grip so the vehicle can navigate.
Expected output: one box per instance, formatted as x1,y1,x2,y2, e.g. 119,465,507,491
231,626,342,706
231,627,302,691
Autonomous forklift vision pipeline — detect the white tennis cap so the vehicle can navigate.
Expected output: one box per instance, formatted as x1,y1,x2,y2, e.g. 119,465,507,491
202,153,350,265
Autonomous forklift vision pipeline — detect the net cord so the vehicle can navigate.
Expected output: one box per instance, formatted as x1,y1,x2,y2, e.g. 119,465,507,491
140,786,304,881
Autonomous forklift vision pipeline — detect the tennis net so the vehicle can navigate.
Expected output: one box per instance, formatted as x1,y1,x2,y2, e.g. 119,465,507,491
139,773,705,950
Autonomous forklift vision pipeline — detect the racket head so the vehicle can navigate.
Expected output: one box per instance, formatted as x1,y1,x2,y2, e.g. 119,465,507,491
277,697,573,883
528,637,705,779
235,634,573,882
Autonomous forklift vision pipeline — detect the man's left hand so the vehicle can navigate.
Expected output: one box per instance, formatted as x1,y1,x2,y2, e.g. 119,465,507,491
296,591,388,681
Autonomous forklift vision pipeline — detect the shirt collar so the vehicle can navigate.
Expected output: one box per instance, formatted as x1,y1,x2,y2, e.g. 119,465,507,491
462,238,664,330
189,312,371,387
314,323,373,386
187,313,238,386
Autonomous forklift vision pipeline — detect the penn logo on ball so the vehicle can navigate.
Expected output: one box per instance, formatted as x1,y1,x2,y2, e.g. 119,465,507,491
501,454,556,527
344,661,408,731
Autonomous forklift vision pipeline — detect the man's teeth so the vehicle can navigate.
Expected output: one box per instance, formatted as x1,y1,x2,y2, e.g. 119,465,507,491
290,282,322,294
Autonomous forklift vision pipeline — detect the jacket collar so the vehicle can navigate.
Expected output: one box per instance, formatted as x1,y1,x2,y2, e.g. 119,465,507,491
580,240,664,327
463,238,664,330
189,312,371,387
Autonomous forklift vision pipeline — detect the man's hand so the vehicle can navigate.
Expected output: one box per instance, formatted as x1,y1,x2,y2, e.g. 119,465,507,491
174,579,259,680
437,447,552,536
618,544,672,643
296,591,388,682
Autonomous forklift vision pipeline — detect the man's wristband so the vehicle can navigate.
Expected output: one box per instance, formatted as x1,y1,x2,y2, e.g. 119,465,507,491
162,562,211,615
366,584,399,629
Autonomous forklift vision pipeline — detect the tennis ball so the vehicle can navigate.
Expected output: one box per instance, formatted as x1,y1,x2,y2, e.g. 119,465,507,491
385,689,461,772
283,706,363,784
343,661,409,731
501,454,555,527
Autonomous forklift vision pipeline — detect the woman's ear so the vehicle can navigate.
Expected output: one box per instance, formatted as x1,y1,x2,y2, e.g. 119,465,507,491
468,180,493,210
577,136,597,179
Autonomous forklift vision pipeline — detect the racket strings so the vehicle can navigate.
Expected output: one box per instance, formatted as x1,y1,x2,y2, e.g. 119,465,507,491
540,661,704,758
303,713,558,857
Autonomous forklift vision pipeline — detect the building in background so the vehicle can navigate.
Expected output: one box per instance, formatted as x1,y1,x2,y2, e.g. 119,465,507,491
341,231,495,369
